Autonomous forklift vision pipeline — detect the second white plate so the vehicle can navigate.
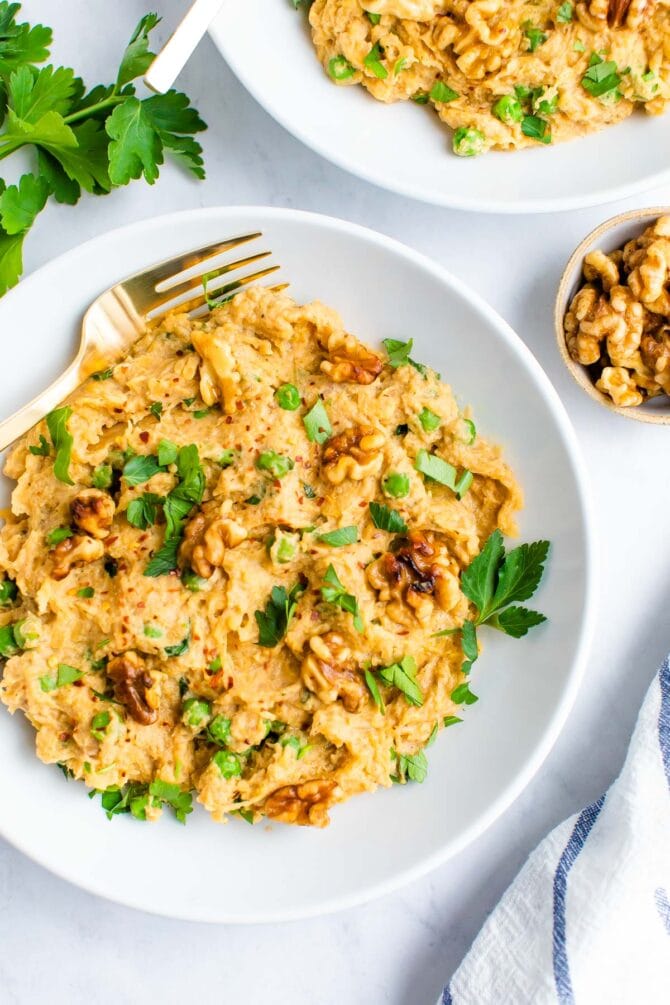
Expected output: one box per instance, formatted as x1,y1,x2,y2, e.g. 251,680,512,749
209,1,670,213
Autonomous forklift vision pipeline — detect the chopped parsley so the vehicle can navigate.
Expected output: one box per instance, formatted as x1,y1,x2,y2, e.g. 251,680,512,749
149,401,163,419
414,449,473,498
46,406,74,485
39,663,84,692
90,711,111,742
91,367,114,381
218,449,236,467
157,438,178,466
321,564,363,632
303,399,332,444
582,53,621,100
378,655,423,707
126,491,163,529
28,434,50,457
46,526,72,546
144,444,204,577
122,453,163,486
430,81,458,104
556,2,573,22
164,629,190,658
368,500,408,534
451,681,479,705
143,624,163,638
523,22,548,52
364,669,385,714
77,586,95,599
255,581,305,647
382,337,427,377
364,42,388,80
521,114,552,144
391,749,428,784
366,10,381,24
316,526,358,547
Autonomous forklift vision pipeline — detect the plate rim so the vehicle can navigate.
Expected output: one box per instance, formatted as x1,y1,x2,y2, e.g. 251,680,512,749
207,17,670,215
0,205,597,922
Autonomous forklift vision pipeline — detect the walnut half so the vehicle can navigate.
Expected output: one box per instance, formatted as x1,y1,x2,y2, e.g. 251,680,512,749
71,488,115,539
366,531,461,624
264,779,341,828
302,633,367,712
319,330,383,385
179,510,248,579
52,535,104,581
107,651,157,725
322,425,384,485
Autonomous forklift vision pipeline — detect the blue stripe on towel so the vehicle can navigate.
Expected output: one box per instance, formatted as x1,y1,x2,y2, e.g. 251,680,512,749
442,985,453,1004
659,657,670,790
552,796,606,1003
654,888,670,936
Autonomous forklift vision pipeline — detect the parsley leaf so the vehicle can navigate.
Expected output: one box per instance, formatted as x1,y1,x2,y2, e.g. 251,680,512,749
255,581,305,647
28,433,50,456
364,42,388,80
364,669,385,714
122,453,163,486
582,53,621,99
164,629,190,658
414,449,472,498
317,525,358,547
126,491,163,529
39,662,84,692
46,405,73,484
0,10,206,297
556,2,574,22
368,500,408,534
378,655,423,707
460,530,549,634
451,681,479,705
382,337,427,377
0,171,47,233
321,564,363,632
392,749,428,784
303,399,332,444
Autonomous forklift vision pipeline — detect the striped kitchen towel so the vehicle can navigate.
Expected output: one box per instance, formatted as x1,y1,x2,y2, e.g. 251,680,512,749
441,657,670,1005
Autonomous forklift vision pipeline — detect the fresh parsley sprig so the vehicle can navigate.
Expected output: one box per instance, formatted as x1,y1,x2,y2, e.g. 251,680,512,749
0,6,206,296
435,530,549,700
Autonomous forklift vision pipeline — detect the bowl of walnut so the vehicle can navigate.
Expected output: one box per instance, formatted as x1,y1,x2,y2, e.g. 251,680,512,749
556,208,670,424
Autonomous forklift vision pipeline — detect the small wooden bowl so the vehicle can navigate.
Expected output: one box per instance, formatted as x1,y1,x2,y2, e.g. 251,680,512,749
555,206,670,425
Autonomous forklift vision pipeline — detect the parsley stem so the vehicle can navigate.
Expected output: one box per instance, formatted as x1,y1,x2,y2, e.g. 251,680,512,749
63,94,124,125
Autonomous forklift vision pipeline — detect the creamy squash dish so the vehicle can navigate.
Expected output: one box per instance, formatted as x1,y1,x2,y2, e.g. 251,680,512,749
0,287,548,827
306,0,670,155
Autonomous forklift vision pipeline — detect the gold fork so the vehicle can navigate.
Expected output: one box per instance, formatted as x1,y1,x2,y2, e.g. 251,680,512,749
0,232,283,453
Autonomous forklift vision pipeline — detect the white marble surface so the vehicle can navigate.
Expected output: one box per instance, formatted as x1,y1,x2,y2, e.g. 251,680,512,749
1,3,669,1003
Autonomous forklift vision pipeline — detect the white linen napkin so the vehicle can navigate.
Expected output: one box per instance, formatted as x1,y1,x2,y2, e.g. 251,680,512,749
441,656,670,1005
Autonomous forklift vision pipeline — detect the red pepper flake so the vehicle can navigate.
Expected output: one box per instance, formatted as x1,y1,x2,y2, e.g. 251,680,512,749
317,497,325,506
359,501,367,508
59,732,70,742
113,407,123,414
235,401,243,411
139,431,149,444
227,676,234,689
73,679,84,687
106,535,118,545
225,416,233,425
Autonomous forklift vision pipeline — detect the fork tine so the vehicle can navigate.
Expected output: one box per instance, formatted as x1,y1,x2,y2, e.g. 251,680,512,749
137,232,263,293
149,264,282,320
156,250,273,302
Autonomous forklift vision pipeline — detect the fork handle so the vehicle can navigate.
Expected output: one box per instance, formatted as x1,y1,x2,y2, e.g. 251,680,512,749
0,357,83,454
144,0,226,94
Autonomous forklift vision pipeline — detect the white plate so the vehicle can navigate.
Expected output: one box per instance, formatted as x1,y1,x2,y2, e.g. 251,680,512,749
0,207,594,921
209,2,670,214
